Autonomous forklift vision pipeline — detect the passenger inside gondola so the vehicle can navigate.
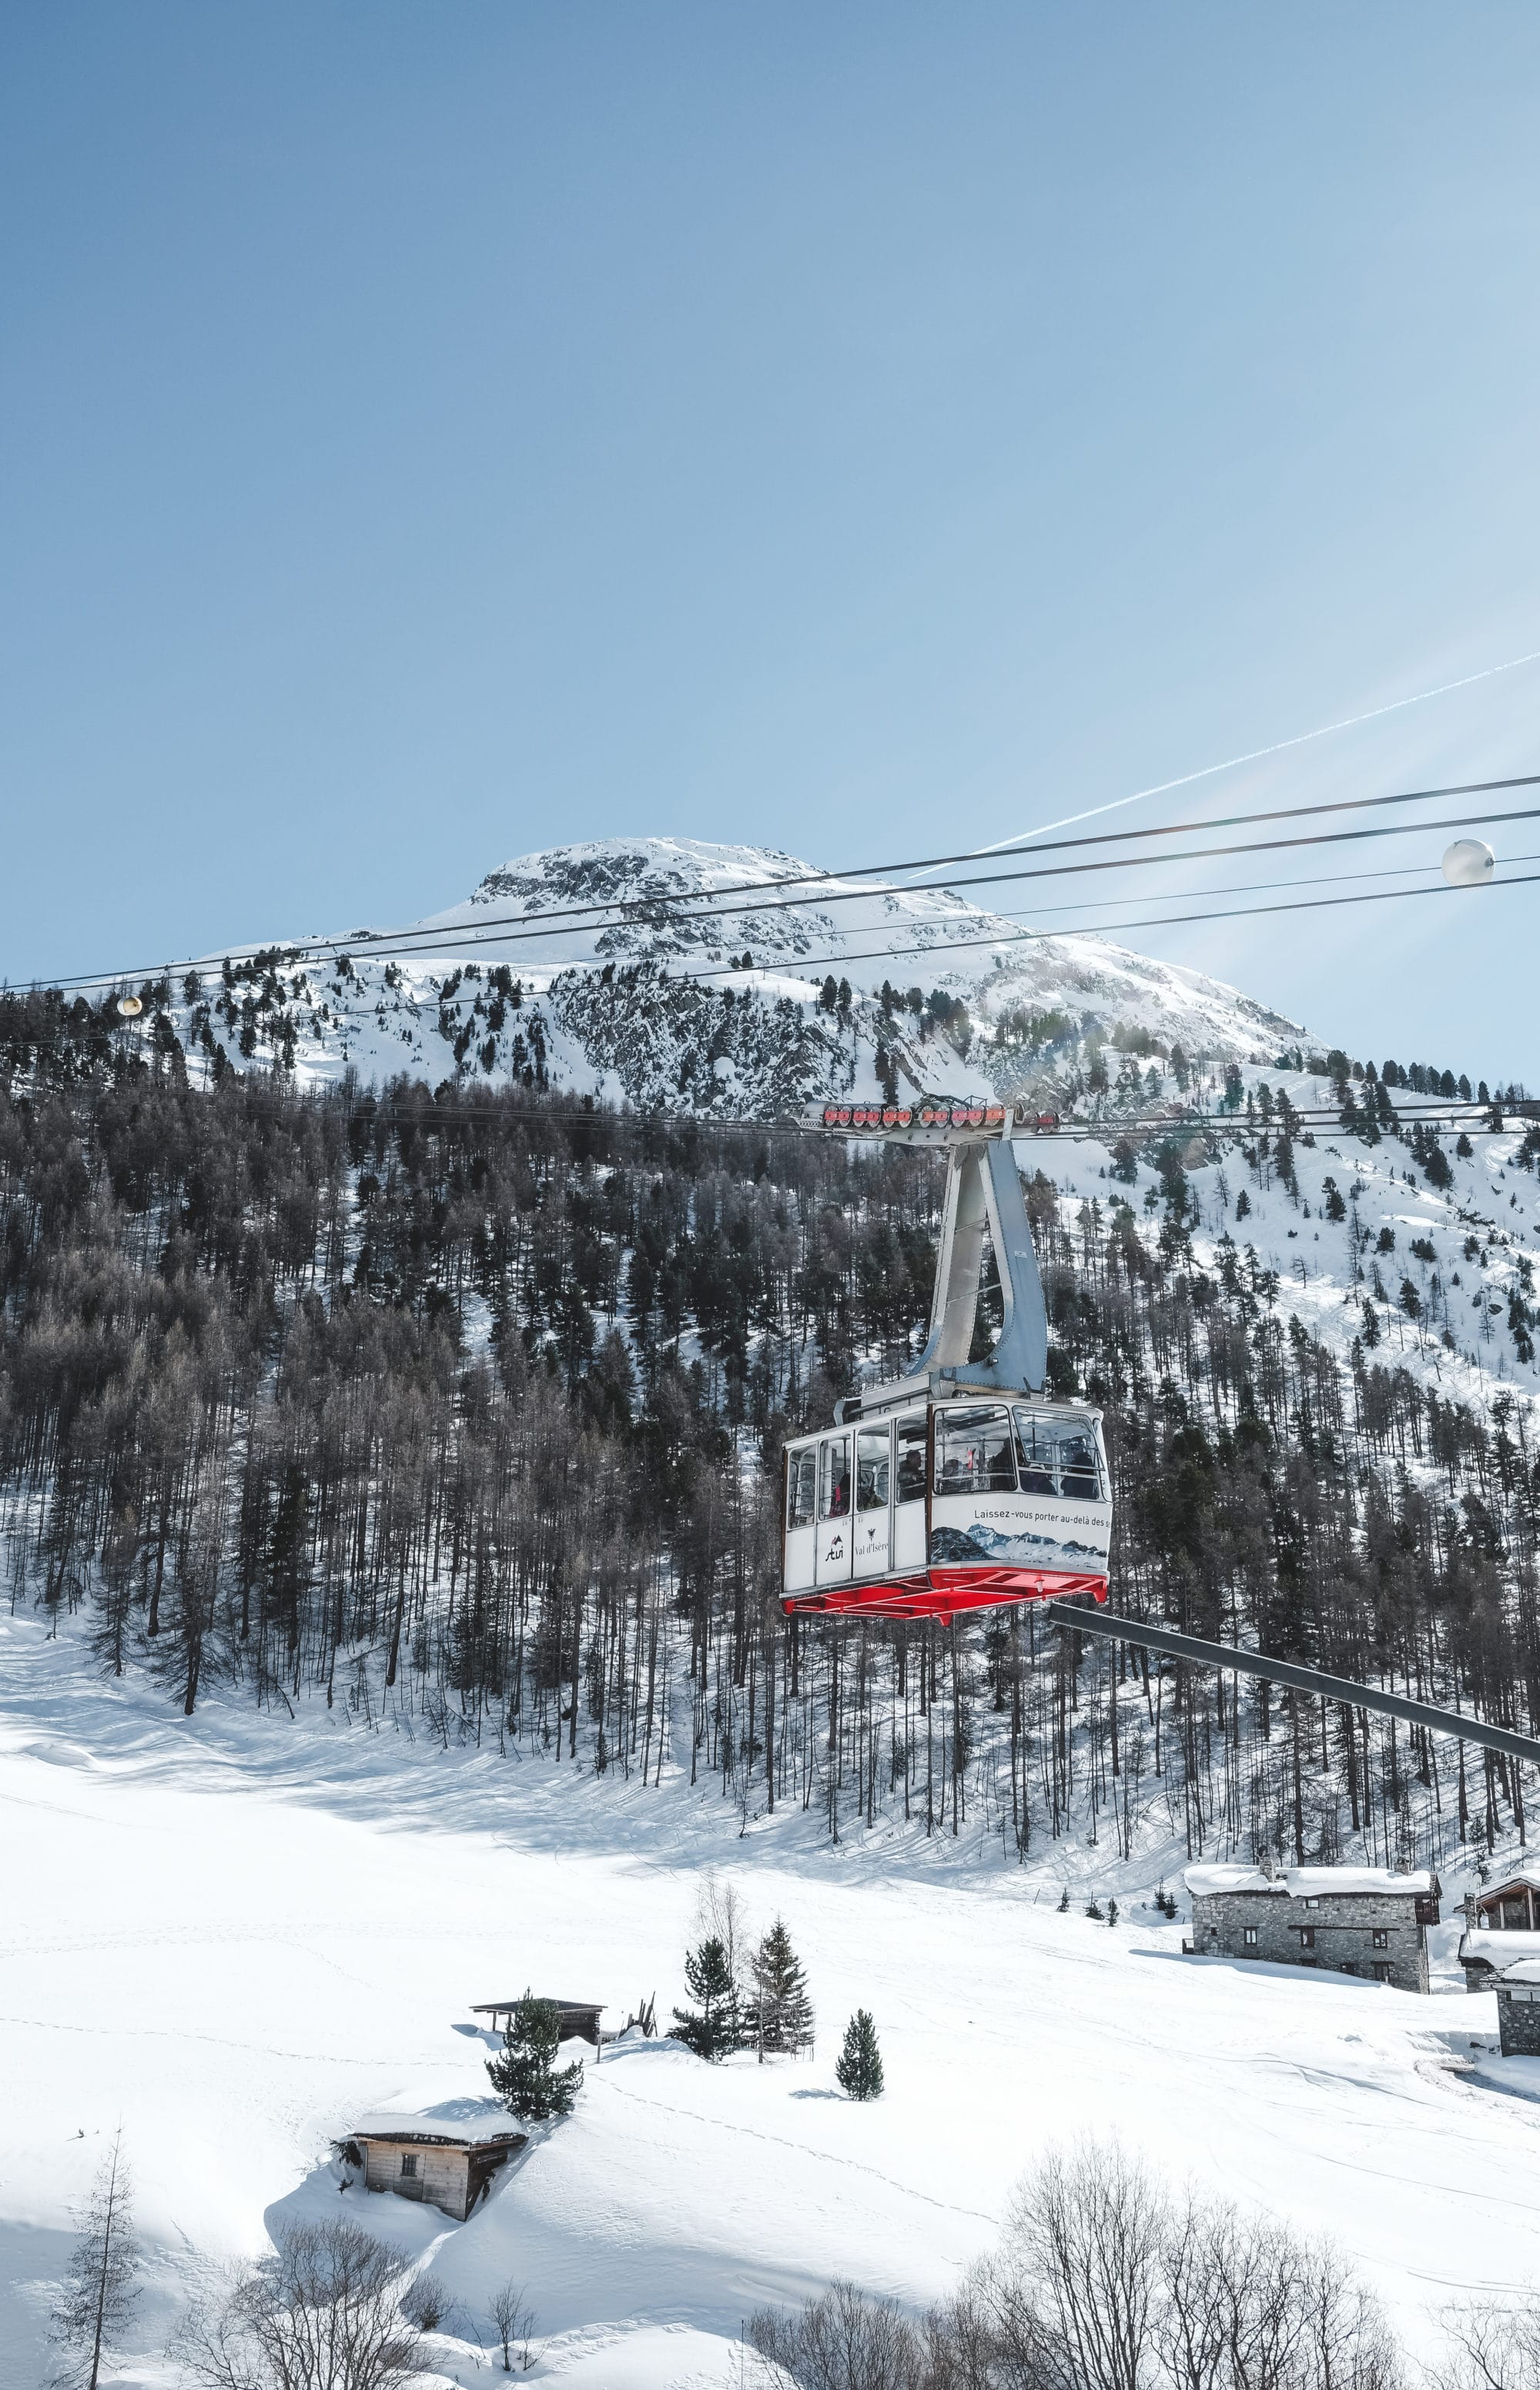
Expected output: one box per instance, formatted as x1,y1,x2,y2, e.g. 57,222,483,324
896,1418,927,1503
934,1406,1015,1493
1057,1429,1100,1500
1012,1411,1056,1494
820,1435,851,1517
856,1449,889,1510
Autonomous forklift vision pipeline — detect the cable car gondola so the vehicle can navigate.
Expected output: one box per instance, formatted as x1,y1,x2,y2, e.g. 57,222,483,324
782,1101,1111,1619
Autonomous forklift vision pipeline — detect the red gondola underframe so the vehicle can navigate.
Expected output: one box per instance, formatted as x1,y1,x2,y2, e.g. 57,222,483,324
783,1567,1109,1620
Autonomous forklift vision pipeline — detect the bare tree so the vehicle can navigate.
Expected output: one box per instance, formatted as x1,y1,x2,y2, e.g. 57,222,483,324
1432,2297,1540,2390
982,2137,1166,2390
750,2144,1405,2390
695,1868,752,1999
49,2128,142,2390
176,2218,427,2390
748,2280,926,2390
488,2279,538,2373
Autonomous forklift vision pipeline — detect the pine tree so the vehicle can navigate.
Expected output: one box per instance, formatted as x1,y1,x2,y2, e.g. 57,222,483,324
671,1936,740,2062
50,2129,142,2390
485,1993,584,2122
835,2010,884,2102
748,1919,815,2060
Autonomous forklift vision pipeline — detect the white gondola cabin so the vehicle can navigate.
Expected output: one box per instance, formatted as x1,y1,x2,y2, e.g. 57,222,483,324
782,1394,1110,1616
782,1101,1112,1620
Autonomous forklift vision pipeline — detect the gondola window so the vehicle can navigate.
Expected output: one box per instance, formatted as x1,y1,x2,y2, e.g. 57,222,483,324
934,1406,1016,1494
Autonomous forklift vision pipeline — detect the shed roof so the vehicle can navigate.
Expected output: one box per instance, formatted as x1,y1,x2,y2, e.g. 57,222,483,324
470,1997,604,2014
350,2110,526,2148
1499,1959,1540,1987
1185,1864,1436,1899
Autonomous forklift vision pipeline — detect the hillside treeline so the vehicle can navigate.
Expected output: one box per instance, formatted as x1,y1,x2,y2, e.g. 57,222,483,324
1,1048,1535,1872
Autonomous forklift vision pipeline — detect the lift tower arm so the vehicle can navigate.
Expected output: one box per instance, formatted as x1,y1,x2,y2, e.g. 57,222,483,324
1044,1600,1540,1769
911,1136,1049,1395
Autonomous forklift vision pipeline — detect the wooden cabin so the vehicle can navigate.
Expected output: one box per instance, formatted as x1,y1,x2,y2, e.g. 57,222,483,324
471,1997,605,2047
1471,1872,1540,1934
341,2113,527,2223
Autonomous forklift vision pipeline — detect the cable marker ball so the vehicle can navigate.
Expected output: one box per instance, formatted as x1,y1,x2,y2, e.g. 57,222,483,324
1441,839,1495,889
116,995,144,1017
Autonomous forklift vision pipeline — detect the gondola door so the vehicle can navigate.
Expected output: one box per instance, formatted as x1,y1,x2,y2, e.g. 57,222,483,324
815,1433,853,1589
852,1422,893,1578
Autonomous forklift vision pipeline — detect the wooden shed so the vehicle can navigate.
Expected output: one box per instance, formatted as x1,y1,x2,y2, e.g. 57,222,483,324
342,2112,527,2223
471,1996,606,2047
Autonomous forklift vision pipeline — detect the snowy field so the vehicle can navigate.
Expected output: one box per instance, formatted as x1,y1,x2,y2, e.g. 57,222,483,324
4,1620,1540,2386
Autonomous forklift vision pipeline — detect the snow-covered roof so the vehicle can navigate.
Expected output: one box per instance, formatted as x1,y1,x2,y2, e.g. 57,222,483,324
1477,1872,1540,1899
1458,1931,1540,1967
348,2110,525,2147
1499,1959,1540,1987
1185,1864,1435,1899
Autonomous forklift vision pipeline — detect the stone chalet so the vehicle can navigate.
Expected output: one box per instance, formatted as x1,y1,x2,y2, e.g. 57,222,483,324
339,2111,527,2223
1457,1873,1540,1993
1184,1864,1441,1993
1495,1959,1540,2056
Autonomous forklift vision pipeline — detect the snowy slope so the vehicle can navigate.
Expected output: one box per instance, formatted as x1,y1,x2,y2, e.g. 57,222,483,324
142,836,1311,1109
1023,1063,1540,1423
2,1622,1538,2390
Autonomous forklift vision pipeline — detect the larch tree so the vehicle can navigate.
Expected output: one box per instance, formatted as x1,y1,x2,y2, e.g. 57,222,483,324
49,2128,142,2390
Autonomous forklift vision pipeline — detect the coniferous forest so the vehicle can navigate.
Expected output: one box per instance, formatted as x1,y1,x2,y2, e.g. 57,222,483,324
2,1025,1537,1879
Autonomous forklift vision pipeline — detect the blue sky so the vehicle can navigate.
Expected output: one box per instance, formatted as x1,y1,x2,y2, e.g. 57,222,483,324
5,4,1540,1077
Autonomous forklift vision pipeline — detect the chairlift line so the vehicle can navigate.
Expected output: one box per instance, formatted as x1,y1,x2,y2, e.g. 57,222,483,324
15,769,1539,1000
1043,1601,1540,1770
132,796,1535,983
58,841,1525,1008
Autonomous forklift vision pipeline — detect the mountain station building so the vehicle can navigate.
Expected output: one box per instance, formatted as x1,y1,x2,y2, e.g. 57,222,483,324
1184,1863,1440,1993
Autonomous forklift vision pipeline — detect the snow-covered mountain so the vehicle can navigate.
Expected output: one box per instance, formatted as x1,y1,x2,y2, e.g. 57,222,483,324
160,835,1311,1111
92,830,1540,1414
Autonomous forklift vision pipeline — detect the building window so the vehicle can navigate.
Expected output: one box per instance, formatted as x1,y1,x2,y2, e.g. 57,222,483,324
1243,1926,1258,1949
1339,1963,1355,1976
1299,1927,1315,1950
1373,1963,1391,1984
400,2154,417,2178
1372,1929,1388,1950
1305,1897,1320,1909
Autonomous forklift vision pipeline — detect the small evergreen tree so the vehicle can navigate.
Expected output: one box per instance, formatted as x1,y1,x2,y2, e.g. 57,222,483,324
835,2010,884,2102
485,1993,584,2122
671,1936,740,2062
50,2128,141,2390
748,1919,815,2060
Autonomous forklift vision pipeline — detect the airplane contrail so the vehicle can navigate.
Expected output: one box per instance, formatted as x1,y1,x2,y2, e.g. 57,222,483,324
983,643,1540,855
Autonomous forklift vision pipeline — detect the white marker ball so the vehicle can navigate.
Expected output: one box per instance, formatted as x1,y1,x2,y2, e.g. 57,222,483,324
1441,839,1495,889
116,994,144,1017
